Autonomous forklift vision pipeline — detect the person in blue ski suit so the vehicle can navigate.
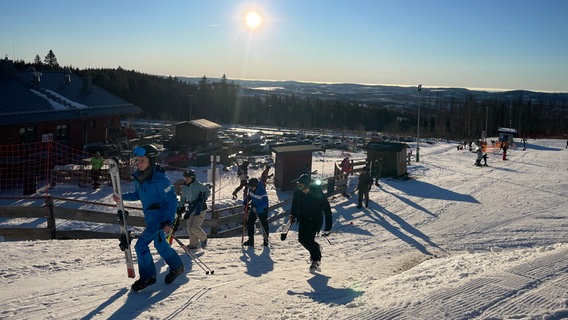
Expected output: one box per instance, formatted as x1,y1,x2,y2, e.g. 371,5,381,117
115,144,184,291
242,178,270,246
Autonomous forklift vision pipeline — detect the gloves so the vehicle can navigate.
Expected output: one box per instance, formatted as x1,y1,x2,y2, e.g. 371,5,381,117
183,211,191,220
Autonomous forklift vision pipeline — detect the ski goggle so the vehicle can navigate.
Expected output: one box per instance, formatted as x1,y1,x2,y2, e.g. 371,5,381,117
132,146,147,157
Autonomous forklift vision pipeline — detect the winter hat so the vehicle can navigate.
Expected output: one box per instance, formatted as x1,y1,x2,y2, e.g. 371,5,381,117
294,174,311,186
248,178,259,188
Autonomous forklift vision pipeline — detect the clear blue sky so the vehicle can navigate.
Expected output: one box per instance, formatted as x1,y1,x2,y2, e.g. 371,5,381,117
2,0,567,92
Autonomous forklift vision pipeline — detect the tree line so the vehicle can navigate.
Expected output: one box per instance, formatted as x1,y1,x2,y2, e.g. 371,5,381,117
14,50,568,140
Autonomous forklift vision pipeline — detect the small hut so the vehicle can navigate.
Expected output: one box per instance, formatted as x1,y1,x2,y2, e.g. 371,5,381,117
497,127,517,148
271,144,322,191
365,141,409,178
175,119,221,148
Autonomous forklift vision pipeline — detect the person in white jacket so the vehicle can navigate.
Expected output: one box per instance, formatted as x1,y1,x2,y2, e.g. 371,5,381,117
177,170,211,249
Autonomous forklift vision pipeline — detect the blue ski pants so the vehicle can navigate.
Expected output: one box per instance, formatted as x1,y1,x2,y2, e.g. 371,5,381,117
134,225,183,279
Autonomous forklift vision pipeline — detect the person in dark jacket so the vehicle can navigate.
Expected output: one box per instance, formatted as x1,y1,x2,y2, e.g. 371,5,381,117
232,160,249,199
242,178,270,246
260,165,273,184
113,144,184,291
356,166,373,208
290,174,332,272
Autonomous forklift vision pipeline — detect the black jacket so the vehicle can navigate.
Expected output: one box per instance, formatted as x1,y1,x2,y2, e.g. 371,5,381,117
291,184,332,231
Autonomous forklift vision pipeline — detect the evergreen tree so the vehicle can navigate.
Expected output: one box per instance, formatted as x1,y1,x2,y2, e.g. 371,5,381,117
44,50,59,69
33,54,42,68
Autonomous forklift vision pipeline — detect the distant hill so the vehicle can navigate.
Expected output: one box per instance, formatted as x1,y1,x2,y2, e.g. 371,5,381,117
178,77,568,111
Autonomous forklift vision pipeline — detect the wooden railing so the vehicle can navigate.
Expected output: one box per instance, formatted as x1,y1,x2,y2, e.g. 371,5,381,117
0,173,349,241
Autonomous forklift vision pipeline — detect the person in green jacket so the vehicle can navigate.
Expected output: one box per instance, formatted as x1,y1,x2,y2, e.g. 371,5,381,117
90,152,104,189
370,157,382,187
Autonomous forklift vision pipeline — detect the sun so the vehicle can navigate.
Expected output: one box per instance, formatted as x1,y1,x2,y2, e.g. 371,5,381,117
245,11,262,30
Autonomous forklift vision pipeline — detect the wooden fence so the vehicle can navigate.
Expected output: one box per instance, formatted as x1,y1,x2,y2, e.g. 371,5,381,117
0,176,349,241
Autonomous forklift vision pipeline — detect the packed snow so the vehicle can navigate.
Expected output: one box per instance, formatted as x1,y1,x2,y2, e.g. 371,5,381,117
1,138,567,320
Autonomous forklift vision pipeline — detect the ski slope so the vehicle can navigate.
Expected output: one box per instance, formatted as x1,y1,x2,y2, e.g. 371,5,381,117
1,138,567,319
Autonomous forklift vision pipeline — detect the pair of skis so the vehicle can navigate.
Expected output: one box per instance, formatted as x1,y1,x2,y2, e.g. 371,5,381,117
107,158,136,279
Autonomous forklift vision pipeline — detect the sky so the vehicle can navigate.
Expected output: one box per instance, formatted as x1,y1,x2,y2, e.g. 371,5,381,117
1,0,568,92
1,134,567,319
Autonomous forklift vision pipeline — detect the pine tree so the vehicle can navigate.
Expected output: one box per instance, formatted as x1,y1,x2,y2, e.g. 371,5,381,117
44,50,59,69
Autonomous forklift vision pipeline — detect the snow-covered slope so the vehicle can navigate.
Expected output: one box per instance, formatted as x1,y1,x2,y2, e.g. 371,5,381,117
1,139,567,319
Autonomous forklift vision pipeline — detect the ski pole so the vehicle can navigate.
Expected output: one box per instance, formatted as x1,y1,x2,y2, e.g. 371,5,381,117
172,235,214,275
256,213,270,247
241,187,249,244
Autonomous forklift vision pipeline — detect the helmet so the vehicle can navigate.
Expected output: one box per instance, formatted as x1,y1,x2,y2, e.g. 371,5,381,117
183,169,196,178
132,144,159,159
247,178,259,188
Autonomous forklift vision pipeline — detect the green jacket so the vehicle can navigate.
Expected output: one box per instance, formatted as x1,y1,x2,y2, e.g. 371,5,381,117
90,156,104,170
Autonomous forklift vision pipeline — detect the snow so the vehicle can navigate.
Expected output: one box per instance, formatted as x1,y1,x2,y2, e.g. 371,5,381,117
1,138,567,319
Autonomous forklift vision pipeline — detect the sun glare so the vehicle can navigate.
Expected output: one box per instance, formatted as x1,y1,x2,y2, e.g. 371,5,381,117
245,11,262,30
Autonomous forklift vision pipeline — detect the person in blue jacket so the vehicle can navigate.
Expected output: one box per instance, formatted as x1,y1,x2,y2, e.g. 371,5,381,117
242,178,270,246
114,144,184,291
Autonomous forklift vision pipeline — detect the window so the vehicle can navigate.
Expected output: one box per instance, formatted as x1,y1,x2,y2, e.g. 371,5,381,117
56,124,69,144
19,126,36,143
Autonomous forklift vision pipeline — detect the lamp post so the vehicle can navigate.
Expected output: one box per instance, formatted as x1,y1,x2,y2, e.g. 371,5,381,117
188,94,193,121
485,104,488,142
416,84,422,162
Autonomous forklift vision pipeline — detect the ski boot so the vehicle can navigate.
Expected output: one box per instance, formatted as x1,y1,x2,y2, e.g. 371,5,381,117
165,265,185,284
131,276,156,291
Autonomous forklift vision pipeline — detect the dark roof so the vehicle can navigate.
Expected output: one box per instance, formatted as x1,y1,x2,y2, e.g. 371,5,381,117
0,66,142,126
271,144,322,153
365,141,408,152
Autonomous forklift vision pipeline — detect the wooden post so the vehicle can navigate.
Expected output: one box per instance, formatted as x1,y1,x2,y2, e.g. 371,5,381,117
210,155,219,235
46,196,56,239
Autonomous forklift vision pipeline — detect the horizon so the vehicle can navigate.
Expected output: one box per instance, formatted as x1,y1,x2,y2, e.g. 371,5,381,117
172,75,567,94
2,0,567,93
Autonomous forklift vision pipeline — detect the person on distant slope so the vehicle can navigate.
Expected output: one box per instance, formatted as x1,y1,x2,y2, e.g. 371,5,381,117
475,147,483,166
232,160,249,200
113,144,184,291
356,166,373,208
90,151,104,189
242,178,270,246
177,169,211,249
290,174,332,272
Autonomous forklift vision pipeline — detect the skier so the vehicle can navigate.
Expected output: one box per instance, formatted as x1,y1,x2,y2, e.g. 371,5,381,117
177,169,211,249
340,157,352,177
371,157,382,186
290,174,332,272
502,142,508,160
242,178,270,246
475,147,483,166
232,160,249,200
356,166,373,208
113,144,184,291
260,164,273,184
90,151,104,189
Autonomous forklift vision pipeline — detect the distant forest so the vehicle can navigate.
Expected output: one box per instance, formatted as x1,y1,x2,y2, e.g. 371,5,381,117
15,53,568,140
